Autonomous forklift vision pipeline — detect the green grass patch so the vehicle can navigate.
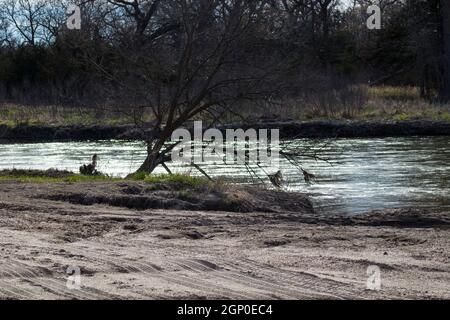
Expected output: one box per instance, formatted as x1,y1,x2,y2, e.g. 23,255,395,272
0,169,119,183
0,169,213,188
392,113,411,121
0,175,119,183
0,119,18,127
433,111,450,122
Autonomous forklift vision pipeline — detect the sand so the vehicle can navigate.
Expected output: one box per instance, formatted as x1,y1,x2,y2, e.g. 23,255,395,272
0,181,448,300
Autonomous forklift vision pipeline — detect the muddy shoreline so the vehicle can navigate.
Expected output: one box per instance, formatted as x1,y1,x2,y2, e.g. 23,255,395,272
0,180,448,299
1,120,450,142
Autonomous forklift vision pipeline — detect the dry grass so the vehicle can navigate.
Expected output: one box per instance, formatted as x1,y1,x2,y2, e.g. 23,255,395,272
360,99,450,121
368,86,421,101
248,85,450,121
0,104,152,127
1,86,450,125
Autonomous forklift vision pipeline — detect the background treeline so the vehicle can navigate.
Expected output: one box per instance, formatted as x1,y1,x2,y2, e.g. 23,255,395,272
0,0,449,111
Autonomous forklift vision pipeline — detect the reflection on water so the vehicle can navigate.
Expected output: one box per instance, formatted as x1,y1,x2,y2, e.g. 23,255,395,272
0,136,449,215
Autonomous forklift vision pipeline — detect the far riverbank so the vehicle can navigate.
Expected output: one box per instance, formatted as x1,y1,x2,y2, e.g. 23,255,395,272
1,120,450,142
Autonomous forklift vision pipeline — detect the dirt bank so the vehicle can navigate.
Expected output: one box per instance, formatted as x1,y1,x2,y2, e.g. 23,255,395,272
2,120,450,142
0,123,136,142
0,181,448,300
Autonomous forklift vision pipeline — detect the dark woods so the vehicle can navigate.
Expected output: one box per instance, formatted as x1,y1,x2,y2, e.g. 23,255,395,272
0,0,449,107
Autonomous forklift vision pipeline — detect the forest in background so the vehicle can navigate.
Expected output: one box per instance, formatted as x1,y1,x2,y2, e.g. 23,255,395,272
0,0,449,124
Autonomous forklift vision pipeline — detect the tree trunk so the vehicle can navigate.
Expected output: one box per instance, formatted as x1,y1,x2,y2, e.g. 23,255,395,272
441,0,450,101
133,134,168,175
131,119,177,175
135,153,160,174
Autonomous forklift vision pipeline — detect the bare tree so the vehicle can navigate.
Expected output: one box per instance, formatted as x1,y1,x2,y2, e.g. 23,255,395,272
82,0,284,174
39,0,70,44
0,0,48,46
105,0,180,43
0,18,13,46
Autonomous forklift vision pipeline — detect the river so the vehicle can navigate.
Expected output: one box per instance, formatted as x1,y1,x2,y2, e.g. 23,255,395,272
1,136,449,214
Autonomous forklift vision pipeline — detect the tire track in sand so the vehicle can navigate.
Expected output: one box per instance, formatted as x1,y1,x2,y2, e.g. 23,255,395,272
9,260,114,300
220,257,390,299
0,259,115,300
79,241,347,299
175,259,321,299
65,242,263,299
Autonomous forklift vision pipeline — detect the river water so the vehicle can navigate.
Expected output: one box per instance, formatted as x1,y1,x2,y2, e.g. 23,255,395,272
0,136,449,215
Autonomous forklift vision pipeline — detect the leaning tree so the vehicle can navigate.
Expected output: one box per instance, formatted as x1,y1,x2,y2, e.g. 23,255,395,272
80,0,291,174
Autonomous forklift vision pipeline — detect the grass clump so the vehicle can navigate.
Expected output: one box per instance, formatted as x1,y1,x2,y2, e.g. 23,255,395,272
0,169,117,183
434,111,450,122
0,175,115,183
392,113,411,121
0,119,18,127
368,86,420,101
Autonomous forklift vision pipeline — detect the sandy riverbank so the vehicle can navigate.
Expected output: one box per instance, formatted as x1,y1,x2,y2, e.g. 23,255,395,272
0,181,448,299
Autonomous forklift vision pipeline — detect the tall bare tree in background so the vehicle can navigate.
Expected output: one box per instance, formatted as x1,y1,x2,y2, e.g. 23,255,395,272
0,0,48,46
